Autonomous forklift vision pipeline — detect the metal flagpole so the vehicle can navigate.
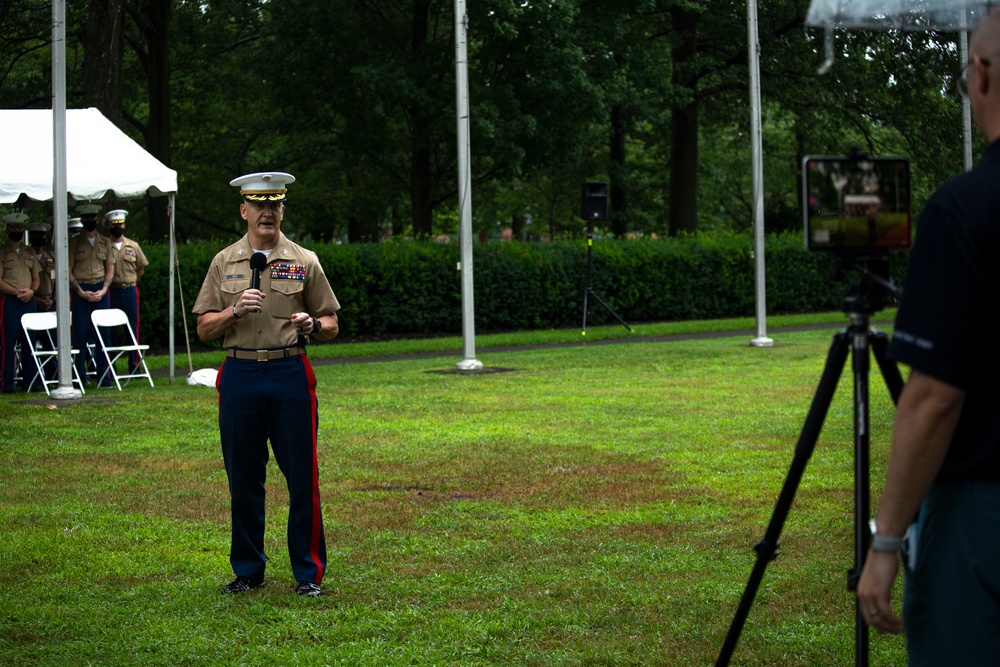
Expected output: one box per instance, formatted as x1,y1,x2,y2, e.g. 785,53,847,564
50,0,81,399
961,30,974,172
748,0,773,348
454,0,482,371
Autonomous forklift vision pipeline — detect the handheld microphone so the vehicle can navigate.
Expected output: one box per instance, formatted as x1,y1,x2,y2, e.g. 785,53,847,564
249,252,267,291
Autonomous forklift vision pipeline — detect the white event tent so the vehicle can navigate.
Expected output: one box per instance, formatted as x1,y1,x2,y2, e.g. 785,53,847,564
0,107,181,388
0,108,176,202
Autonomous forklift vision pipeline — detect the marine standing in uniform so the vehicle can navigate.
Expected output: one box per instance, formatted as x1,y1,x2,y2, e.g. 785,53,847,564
1,212,40,393
106,209,148,372
27,221,56,384
192,172,340,597
27,222,55,314
68,203,115,387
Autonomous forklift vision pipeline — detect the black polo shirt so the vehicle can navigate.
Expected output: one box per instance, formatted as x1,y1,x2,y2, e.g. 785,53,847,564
889,139,1000,481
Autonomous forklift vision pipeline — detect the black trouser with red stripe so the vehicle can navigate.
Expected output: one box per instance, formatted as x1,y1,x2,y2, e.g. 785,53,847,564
216,353,326,585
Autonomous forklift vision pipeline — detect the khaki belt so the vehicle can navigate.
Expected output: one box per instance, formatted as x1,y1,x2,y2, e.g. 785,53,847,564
227,347,305,362
35,293,53,299
112,283,135,289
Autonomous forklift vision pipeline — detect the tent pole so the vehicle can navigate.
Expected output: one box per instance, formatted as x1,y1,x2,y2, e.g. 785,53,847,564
168,193,176,383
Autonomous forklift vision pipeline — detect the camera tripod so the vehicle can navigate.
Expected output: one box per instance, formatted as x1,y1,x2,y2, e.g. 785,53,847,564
716,288,904,667
581,221,631,335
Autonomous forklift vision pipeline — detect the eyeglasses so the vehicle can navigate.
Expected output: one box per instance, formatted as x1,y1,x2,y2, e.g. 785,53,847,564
958,56,991,98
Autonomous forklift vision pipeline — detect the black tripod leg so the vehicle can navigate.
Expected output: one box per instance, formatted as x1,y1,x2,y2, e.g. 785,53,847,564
870,331,904,405
849,325,873,667
589,290,633,332
716,331,851,667
581,289,590,334
846,329,901,667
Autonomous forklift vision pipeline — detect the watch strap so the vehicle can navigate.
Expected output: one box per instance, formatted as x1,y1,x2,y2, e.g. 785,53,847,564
869,519,904,552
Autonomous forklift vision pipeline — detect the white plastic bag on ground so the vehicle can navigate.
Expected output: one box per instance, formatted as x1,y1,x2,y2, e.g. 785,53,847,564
187,368,218,387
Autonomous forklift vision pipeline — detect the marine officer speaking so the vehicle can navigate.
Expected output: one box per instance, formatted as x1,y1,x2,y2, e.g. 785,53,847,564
192,172,340,597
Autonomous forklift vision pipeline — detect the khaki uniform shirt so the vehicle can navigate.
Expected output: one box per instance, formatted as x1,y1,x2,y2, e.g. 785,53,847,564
68,233,115,282
34,247,55,297
1,242,41,291
192,232,340,350
110,237,148,286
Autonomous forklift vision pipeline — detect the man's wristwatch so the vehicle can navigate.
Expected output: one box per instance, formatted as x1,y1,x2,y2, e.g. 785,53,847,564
232,304,243,319
869,520,904,552
311,317,322,334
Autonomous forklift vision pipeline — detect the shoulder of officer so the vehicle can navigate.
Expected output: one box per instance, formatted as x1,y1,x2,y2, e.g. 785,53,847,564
217,235,255,264
270,233,319,263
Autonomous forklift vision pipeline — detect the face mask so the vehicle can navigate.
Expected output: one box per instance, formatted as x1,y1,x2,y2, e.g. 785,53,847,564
29,235,46,246
110,227,125,239
8,232,21,242
82,219,98,232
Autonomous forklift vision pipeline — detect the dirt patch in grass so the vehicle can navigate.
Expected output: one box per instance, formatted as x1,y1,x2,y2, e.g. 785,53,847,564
6,452,228,524
338,451,684,509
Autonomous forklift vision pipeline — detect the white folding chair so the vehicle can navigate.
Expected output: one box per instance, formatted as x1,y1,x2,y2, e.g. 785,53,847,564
86,342,98,379
91,308,154,390
20,312,86,396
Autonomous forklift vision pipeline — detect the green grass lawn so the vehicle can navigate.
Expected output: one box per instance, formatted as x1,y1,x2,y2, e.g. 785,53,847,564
156,310,897,374
0,313,908,666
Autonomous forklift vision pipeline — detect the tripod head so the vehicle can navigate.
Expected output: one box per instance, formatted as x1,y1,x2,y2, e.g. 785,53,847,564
832,253,902,321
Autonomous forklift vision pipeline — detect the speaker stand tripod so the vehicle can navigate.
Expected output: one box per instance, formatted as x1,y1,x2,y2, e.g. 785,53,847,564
581,223,631,336
715,293,904,667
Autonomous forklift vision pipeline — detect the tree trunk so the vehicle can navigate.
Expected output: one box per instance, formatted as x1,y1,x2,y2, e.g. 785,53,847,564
350,199,381,243
410,144,433,238
140,0,172,241
84,0,125,128
391,203,405,239
668,8,699,237
610,103,628,238
512,213,525,241
409,0,434,239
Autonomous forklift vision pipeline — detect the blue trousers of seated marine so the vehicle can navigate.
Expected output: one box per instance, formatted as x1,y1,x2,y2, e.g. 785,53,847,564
216,353,327,585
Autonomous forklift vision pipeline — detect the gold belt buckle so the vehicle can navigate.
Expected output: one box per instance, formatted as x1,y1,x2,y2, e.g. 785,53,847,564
257,349,268,362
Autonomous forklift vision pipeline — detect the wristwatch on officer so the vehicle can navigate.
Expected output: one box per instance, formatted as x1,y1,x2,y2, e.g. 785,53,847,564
311,317,322,334
232,304,243,319
868,519,904,552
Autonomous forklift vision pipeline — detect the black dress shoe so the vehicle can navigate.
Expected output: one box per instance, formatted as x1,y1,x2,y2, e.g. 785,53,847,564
222,575,264,594
295,581,321,597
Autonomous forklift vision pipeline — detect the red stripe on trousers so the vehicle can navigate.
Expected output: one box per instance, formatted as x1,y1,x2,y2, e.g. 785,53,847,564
302,356,324,584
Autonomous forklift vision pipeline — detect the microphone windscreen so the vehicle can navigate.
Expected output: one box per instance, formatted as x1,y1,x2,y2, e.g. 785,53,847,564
249,252,267,290
249,252,268,271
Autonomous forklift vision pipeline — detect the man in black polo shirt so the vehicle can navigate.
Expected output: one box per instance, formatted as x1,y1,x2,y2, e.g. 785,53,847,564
857,7,1000,665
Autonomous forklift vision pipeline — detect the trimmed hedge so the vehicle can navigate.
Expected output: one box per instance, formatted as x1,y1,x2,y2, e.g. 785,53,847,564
137,233,908,349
